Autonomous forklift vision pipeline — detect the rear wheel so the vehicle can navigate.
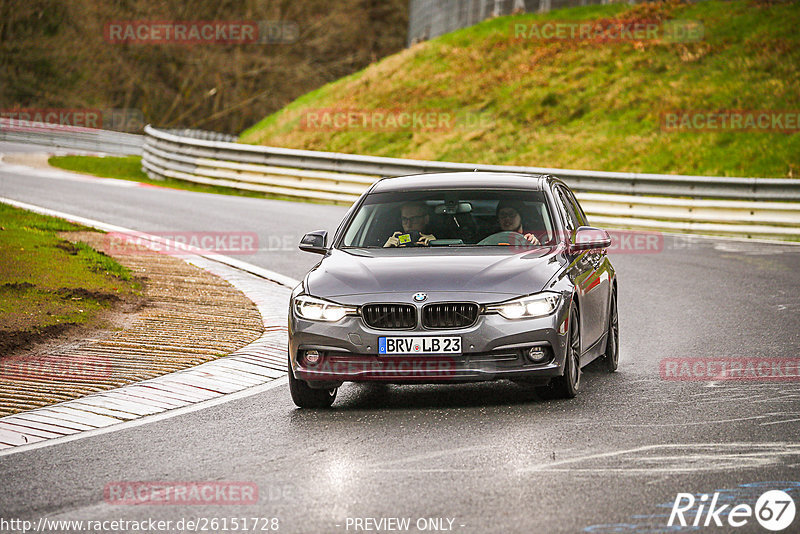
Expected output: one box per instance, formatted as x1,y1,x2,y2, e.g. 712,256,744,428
289,362,337,408
537,303,581,399
602,291,619,373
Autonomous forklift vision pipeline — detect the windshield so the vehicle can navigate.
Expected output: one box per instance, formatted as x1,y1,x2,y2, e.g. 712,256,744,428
340,189,555,248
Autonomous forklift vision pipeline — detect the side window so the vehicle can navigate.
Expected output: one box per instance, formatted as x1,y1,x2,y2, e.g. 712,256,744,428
563,187,589,227
553,186,579,231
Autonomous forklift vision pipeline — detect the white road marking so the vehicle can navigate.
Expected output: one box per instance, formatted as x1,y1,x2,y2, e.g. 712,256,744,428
0,377,287,457
516,442,800,475
611,414,771,427
760,416,800,426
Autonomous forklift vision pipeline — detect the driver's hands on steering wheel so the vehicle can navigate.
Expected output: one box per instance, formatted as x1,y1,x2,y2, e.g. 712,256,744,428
523,233,540,245
417,233,436,246
384,231,437,247
477,230,541,246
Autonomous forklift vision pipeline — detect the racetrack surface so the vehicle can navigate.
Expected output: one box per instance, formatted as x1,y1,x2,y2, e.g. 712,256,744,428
2,145,799,533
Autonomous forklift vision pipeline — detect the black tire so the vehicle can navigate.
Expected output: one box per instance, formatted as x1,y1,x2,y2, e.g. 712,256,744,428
289,366,337,408
602,291,619,373
537,303,581,399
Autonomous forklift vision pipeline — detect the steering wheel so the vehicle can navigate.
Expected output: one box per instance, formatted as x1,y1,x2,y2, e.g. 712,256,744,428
477,231,533,246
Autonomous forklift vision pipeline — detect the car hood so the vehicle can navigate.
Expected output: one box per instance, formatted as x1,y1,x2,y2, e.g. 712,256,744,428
305,247,564,305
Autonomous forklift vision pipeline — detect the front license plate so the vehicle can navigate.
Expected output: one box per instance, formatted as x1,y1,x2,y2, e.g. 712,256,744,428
378,337,461,355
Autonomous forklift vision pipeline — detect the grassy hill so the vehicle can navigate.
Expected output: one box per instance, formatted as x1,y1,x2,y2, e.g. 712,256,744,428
240,0,800,178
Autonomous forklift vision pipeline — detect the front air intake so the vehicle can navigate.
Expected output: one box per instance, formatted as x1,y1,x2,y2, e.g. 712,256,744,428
362,304,417,329
422,303,479,329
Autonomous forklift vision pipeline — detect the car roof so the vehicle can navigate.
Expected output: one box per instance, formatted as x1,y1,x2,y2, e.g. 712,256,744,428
369,172,550,193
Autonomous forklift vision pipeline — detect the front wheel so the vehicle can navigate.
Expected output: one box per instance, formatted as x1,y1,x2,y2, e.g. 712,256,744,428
537,303,581,399
289,365,337,408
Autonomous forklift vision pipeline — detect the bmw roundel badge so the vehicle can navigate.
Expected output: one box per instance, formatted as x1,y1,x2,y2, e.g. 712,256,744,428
413,292,427,302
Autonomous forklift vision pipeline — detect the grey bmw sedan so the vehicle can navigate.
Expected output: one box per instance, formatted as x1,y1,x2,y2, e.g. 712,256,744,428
288,172,618,408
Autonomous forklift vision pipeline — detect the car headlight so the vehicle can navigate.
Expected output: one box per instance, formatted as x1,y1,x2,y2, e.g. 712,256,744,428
486,292,561,320
294,295,357,322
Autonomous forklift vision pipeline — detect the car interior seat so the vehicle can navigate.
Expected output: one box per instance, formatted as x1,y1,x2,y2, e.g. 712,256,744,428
429,211,478,244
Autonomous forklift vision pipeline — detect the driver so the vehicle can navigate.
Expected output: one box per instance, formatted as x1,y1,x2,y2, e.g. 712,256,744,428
496,200,540,245
384,201,437,247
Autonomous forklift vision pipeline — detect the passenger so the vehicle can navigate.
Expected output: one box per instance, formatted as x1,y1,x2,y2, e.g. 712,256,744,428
495,200,540,244
384,201,436,247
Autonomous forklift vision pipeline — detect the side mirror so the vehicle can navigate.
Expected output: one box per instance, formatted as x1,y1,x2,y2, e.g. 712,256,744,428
570,226,611,252
299,230,328,254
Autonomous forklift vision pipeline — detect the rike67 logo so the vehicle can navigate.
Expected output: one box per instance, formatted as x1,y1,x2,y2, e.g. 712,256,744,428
669,490,796,531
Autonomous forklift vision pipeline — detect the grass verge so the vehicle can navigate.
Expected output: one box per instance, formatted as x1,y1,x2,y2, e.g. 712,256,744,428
48,155,324,203
0,203,140,353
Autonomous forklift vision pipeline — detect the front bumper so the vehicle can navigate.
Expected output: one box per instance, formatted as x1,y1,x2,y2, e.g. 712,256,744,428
289,299,570,386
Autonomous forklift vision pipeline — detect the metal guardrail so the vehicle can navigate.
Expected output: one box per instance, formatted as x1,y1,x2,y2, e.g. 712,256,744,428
142,125,800,240
0,119,144,155
156,128,237,143
408,0,653,46
143,126,800,201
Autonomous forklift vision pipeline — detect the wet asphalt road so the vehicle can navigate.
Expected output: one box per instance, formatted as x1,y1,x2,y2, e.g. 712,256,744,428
1,145,799,534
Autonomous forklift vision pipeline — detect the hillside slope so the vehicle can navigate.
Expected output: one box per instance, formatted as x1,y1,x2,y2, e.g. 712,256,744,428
241,0,800,178
0,0,407,133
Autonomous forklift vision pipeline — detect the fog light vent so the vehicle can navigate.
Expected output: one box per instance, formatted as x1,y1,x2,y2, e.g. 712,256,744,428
304,350,322,366
526,346,550,364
